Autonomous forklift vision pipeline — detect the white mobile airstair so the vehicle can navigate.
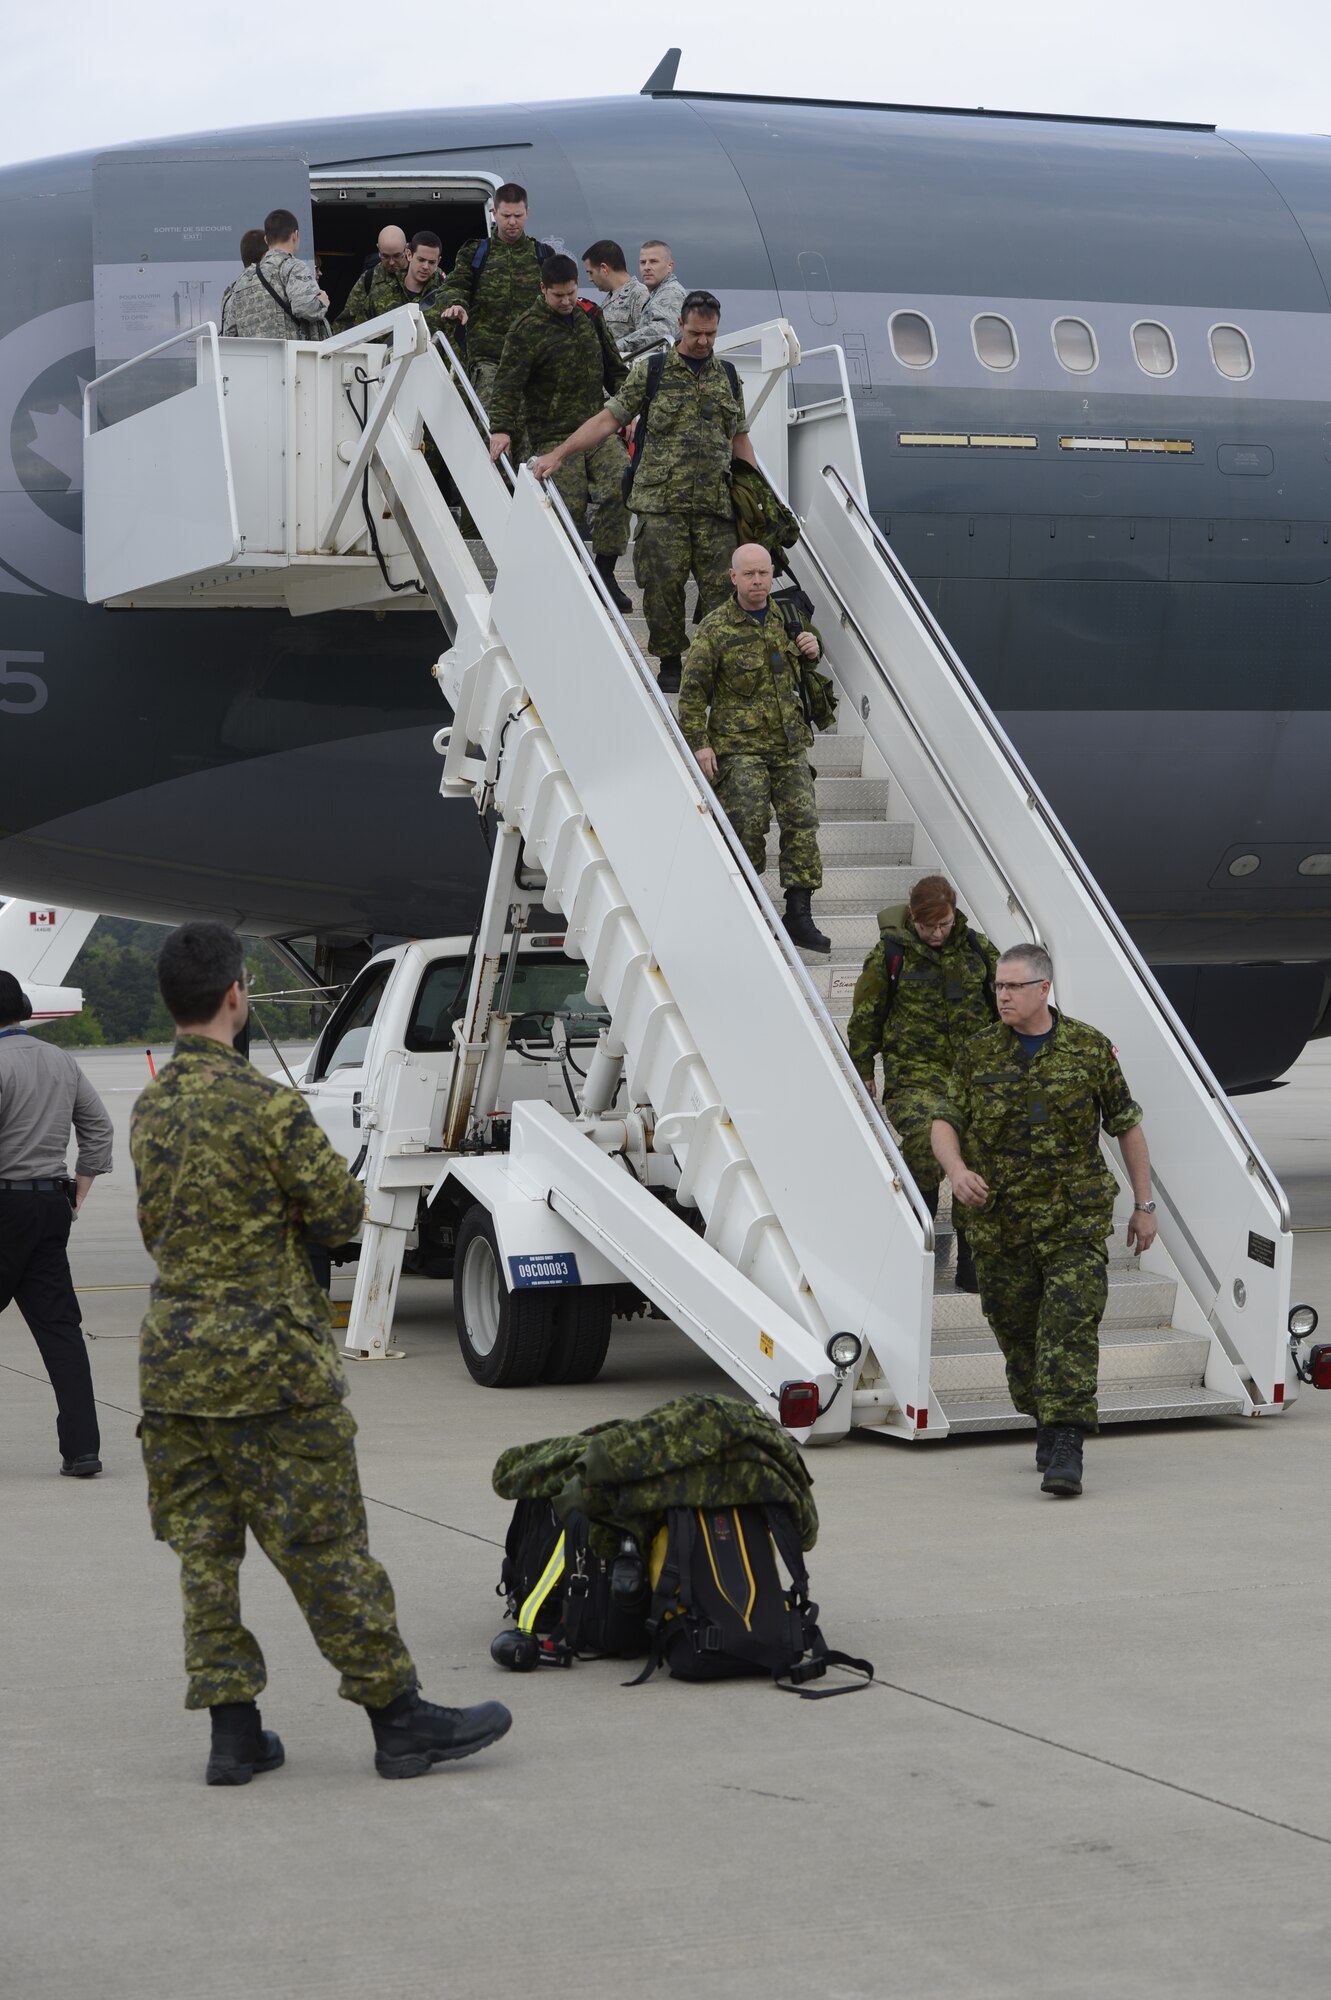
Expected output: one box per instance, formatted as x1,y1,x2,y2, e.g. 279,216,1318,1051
83,308,1300,1441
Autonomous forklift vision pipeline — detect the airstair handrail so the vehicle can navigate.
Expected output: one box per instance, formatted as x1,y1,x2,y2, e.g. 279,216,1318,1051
534,470,935,1239
81,320,225,434
817,462,1291,1233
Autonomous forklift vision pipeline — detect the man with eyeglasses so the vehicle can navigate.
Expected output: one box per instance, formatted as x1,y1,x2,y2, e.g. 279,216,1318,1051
931,942,1157,1498
131,921,511,1785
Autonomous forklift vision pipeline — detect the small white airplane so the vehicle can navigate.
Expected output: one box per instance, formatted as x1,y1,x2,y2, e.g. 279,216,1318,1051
0,897,96,1023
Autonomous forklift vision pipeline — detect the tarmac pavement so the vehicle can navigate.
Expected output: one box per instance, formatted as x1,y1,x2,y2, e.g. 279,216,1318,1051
4,1042,1331,1999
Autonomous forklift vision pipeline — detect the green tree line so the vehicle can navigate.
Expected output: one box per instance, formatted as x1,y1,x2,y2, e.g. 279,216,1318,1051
30,920,326,1049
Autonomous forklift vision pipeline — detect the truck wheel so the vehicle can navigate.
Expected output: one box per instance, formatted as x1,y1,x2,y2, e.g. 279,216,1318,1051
453,1204,554,1387
541,1290,614,1385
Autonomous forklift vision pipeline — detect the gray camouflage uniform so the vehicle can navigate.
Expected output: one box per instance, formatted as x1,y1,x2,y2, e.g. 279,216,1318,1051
221,250,327,340
624,275,686,357
599,276,650,356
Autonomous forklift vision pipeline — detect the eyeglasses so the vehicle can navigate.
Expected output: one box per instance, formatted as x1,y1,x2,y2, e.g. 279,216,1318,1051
994,978,1047,993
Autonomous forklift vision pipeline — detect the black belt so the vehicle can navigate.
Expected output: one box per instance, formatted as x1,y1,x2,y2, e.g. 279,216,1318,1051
0,1178,73,1193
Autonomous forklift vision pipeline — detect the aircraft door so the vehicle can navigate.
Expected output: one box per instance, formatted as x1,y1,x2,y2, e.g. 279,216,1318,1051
90,146,311,421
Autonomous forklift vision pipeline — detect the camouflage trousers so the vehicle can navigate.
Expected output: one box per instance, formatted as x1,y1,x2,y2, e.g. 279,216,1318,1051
884,1087,946,1195
141,1403,417,1710
545,433,629,558
714,753,823,890
633,510,734,658
470,357,529,465
972,1238,1107,1431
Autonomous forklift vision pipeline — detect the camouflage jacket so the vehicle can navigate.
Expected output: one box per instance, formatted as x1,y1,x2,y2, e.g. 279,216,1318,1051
847,905,999,1091
679,595,820,757
935,1010,1143,1252
221,250,327,340
335,260,446,333
130,1037,364,1415
607,348,747,517
489,300,626,452
599,274,650,355
438,230,549,364
492,1392,819,1559
625,275,687,356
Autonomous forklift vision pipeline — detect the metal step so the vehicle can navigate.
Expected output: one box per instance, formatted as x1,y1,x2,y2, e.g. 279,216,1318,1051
765,818,914,865
814,776,892,819
931,1265,1179,1335
764,863,916,912
932,1327,1213,1399
939,1383,1248,1433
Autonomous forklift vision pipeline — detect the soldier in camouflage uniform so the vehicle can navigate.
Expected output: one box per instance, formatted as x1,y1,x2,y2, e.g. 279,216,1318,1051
437,182,554,461
678,543,833,954
221,208,329,340
533,291,758,691
132,922,511,1784
932,942,1158,1498
334,230,445,333
582,239,650,357
847,874,999,1290
488,254,631,607
634,241,688,357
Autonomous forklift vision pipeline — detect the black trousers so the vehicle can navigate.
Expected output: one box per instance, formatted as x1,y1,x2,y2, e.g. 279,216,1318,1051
0,1190,100,1459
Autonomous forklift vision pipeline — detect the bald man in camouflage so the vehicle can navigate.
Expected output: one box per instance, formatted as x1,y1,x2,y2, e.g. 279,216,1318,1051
131,921,511,1785
678,543,833,955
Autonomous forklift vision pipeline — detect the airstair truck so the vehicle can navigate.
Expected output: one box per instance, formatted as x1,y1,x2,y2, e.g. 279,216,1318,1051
81,304,1315,1441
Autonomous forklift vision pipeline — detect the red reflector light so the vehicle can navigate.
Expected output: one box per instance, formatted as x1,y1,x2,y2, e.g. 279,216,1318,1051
1310,1346,1331,1391
1273,1383,1285,1403
917,1407,929,1430
778,1381,820,1428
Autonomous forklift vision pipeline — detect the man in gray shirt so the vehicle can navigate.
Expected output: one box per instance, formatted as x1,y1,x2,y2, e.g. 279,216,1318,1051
634,240,688,356
221,207,329,340
582,239,649,356
0,969,114,1475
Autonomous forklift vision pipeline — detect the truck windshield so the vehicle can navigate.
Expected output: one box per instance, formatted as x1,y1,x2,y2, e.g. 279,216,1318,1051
404,951,608,1052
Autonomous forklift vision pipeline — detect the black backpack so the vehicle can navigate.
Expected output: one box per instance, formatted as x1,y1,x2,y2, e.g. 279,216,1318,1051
621,350,741,502
629,1504,873,1698
493,1498,649,1669
469,234,556,291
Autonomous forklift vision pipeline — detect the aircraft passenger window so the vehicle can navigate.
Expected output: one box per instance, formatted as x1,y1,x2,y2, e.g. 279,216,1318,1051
889,311,936,369
972,314,1017,371
1052,317,1098,373
1131,321,1177,378
1210,325,1253,380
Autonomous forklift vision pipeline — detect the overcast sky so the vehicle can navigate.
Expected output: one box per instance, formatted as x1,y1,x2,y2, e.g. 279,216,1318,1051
4,0,1329,168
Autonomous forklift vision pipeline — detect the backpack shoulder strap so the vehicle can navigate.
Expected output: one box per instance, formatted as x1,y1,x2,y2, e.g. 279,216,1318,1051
468,237,490,295
254,260,298,327
720,358,740,398
536,239,555,265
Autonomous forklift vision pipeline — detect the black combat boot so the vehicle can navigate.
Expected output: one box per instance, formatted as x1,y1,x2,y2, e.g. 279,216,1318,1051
594,553,633,613
783,887,832,954
953,1228,979,1293
1040,1425,1085,1497
1034,1422,1055,1472
656,654,683,693
206,1700,285,1787
367,1686,513,1780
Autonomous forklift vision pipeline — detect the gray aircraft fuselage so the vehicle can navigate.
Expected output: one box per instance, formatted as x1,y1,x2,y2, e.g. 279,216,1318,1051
2,83,1330,1083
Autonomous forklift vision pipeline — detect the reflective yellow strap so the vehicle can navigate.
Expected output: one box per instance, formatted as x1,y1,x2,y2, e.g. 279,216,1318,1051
517,1532,566,1634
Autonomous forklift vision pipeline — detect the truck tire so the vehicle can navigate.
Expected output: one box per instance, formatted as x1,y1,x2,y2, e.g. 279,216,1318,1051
453,1204,554,1387
540,1290,614,1384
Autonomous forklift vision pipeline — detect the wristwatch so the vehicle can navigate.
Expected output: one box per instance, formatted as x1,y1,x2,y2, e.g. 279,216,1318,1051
1133,1201,1156,1214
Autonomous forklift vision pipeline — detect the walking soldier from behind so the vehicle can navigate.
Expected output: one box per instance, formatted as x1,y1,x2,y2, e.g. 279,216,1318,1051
131,923,511,1784
931,943,1158,1497
220,207,329,340
488,253,632,609
533,290,758,691
848,875,998,1291
679,543,834,954
437,181,555,458
0,968,113,1478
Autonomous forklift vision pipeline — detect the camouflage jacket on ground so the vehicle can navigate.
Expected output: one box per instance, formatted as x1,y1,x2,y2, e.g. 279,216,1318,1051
438,230,548,364
334,260,446,334
679,595,820,757
934,1010,1143,1252
492,1392,819,1558
130,1038,364,1416
847,905,999,1091
607,348,747,517
599,274,650,355
221,250,326,339
626,275,687,356
489,300,626,452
